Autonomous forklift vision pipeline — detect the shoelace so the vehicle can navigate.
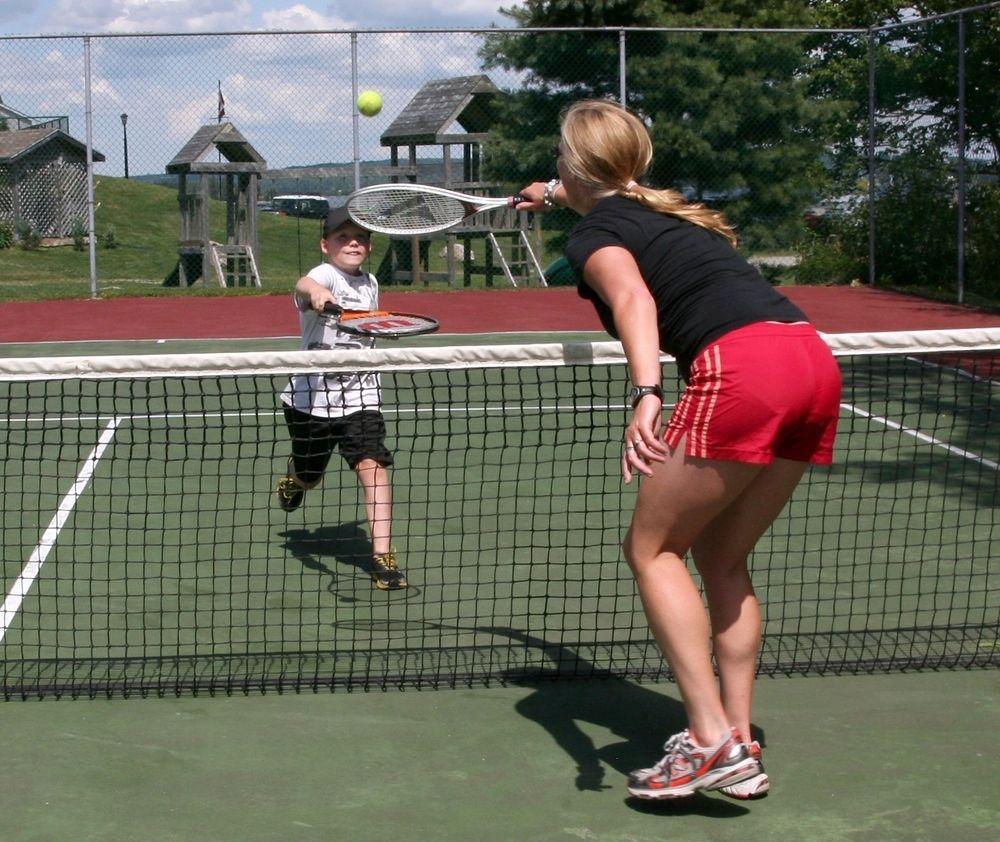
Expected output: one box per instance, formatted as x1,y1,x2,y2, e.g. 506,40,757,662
651,730,696,775
375,553,398,571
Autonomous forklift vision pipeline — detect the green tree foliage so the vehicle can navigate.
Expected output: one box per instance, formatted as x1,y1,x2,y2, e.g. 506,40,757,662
799,1,999,301
482,1,837,251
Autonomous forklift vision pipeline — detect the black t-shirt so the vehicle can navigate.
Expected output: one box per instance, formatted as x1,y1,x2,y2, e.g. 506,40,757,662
565,195,807,381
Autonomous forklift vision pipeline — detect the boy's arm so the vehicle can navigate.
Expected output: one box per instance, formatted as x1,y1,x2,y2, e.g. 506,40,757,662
294,275,336,313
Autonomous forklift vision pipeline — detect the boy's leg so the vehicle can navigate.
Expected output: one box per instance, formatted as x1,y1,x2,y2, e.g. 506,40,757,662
341,410,406,590
276,406,335,511
355,458,392,557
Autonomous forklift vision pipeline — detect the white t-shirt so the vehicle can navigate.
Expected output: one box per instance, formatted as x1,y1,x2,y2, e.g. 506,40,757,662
279,262,381,418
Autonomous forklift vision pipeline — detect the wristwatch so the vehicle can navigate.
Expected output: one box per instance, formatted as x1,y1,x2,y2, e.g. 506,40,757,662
628,385,663,409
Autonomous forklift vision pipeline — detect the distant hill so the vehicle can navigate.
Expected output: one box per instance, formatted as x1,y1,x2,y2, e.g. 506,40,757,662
136,159,452,199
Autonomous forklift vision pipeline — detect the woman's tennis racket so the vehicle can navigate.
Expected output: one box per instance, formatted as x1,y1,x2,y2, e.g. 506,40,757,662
346,183,526,236
321,302,440,338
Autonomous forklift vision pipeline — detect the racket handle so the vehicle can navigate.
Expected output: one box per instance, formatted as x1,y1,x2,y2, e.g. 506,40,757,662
322,302,344,317
508,194,527,207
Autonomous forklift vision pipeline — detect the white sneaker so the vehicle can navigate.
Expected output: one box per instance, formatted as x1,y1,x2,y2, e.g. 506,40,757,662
719,740,769,799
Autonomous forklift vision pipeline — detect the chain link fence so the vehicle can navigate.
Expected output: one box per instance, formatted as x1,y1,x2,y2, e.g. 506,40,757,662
0,8,995,302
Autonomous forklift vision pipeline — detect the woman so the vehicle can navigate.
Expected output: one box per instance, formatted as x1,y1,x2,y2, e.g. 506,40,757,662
517,100,841,800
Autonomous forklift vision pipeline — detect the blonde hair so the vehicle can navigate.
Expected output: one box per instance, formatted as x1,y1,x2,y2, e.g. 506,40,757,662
560,100,737,246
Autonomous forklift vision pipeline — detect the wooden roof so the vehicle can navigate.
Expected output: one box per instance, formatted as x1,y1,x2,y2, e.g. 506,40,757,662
165,122,266,174
380,75,502,147
0,127,105,163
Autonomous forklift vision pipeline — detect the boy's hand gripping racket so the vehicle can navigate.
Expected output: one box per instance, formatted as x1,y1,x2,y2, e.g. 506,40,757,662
346,183,526,236
321,302,440,338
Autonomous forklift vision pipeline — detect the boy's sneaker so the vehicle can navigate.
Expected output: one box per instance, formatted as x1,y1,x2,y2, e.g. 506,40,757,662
371,549,408,590
627,727,761,800
719,741,769,799
275,476,305,512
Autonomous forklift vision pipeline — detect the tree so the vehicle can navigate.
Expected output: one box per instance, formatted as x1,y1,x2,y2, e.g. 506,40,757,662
802,1,1000,301
481,1,835,251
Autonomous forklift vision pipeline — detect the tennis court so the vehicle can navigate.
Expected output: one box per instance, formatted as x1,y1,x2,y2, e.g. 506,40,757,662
1,325,998,839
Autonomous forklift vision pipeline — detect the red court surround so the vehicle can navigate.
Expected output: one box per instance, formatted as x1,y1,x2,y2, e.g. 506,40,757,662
0,286,997,343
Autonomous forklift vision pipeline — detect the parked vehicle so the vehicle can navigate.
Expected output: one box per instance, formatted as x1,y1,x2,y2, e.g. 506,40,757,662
271,195,330,219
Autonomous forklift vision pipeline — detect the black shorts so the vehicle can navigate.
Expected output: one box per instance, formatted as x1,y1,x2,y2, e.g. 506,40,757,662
282,405,393,484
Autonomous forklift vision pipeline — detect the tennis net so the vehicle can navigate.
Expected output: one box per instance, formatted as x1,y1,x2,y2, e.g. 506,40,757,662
2,328,998,698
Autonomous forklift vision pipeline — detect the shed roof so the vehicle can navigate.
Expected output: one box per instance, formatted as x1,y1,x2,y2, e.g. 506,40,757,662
165,122,266,174
380,75,501,147
0,127,105,163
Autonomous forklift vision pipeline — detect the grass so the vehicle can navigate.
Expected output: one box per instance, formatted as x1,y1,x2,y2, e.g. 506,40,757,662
0,177,566,302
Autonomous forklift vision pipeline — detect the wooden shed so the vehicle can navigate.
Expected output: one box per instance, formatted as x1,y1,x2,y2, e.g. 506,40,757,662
164,122,267,287
378,75,543,287
0,127,105,241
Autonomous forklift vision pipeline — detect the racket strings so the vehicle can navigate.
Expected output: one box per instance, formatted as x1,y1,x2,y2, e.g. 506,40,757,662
350,191,466,233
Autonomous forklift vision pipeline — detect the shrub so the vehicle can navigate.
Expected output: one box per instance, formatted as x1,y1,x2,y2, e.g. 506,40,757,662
70,218,89,251
0,221,12,249
15,220,41,251
99,225,118,249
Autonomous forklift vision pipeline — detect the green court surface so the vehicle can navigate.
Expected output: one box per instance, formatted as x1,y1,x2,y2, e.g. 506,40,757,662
1,331,997,839
1,671,997,841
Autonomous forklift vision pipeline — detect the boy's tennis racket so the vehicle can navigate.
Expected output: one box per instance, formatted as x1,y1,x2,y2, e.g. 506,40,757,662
346,183,526,236
321,302,440,338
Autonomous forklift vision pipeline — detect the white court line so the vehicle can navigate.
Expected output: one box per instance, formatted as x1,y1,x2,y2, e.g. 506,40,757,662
2,402,643,425
0,418,121,643
842,402,999,471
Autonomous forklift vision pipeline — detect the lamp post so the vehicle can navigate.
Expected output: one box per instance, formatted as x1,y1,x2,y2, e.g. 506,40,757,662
120,113,129,179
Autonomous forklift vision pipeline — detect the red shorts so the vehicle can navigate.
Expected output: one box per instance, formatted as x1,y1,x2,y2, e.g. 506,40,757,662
664,322,842,465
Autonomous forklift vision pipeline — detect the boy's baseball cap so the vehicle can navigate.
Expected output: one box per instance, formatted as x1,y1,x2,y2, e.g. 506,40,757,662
323,204,370,237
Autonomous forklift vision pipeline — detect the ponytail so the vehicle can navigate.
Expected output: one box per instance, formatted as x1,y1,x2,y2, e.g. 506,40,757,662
622,183,738,247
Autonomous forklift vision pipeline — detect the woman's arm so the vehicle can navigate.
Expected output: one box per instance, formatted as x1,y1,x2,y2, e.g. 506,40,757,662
582,246,666,481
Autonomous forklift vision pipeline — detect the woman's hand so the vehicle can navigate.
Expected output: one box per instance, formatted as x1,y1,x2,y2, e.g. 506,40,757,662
622,392,667,483
514,181,548,211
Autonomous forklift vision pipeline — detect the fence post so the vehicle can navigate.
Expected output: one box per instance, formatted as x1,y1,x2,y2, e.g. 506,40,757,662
956,14,967,304
867,29,877,288
351,32,361,191
619,30,627,106
83,36,98,299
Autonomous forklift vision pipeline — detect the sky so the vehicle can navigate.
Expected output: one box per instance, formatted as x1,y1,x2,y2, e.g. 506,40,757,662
1,2,527,177
2,1,512,36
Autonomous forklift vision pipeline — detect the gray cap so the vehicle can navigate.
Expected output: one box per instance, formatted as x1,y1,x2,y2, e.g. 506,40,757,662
323,204,370,237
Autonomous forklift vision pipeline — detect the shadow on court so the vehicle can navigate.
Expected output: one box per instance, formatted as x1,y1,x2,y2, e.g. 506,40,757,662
276,520,420,601
492,628,761,816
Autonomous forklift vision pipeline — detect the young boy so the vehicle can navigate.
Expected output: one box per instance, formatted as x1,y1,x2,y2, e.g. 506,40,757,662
275,205,407,590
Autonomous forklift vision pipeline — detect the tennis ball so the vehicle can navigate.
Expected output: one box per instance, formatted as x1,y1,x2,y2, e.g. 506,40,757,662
357,90,383,117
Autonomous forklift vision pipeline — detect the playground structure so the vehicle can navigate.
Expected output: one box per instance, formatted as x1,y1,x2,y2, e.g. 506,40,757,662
376,75,545,288
164,123,266,287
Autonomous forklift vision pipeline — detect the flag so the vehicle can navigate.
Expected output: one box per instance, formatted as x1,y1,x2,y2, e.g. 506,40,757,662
217,80,225,123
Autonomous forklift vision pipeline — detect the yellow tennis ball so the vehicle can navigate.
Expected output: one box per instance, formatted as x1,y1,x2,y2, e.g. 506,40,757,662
357,90,383,117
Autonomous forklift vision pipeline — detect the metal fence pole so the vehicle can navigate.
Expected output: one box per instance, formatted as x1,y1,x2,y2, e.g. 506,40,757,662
619,30,627,106
83,36,98,299
956,14,967,304
867,30,877,287
351,32,361,191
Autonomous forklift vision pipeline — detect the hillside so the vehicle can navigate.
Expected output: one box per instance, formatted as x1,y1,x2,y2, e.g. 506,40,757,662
0,176,383,300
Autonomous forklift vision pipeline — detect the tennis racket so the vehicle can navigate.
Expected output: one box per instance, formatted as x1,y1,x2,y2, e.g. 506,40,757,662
346,183,526,236
321,302,439,338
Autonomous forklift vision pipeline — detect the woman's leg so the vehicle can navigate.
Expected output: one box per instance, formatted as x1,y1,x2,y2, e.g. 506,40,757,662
624,439,763,746
691,457,807,743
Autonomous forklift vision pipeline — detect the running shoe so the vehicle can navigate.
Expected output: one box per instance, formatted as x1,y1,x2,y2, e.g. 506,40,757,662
275,476,305,512
627,727,761,800
371,549,408,590
719,740,769,799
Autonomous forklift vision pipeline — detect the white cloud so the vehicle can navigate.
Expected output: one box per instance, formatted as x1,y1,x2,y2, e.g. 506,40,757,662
9,1,510,35
44,0,255,35
260,4,352,30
